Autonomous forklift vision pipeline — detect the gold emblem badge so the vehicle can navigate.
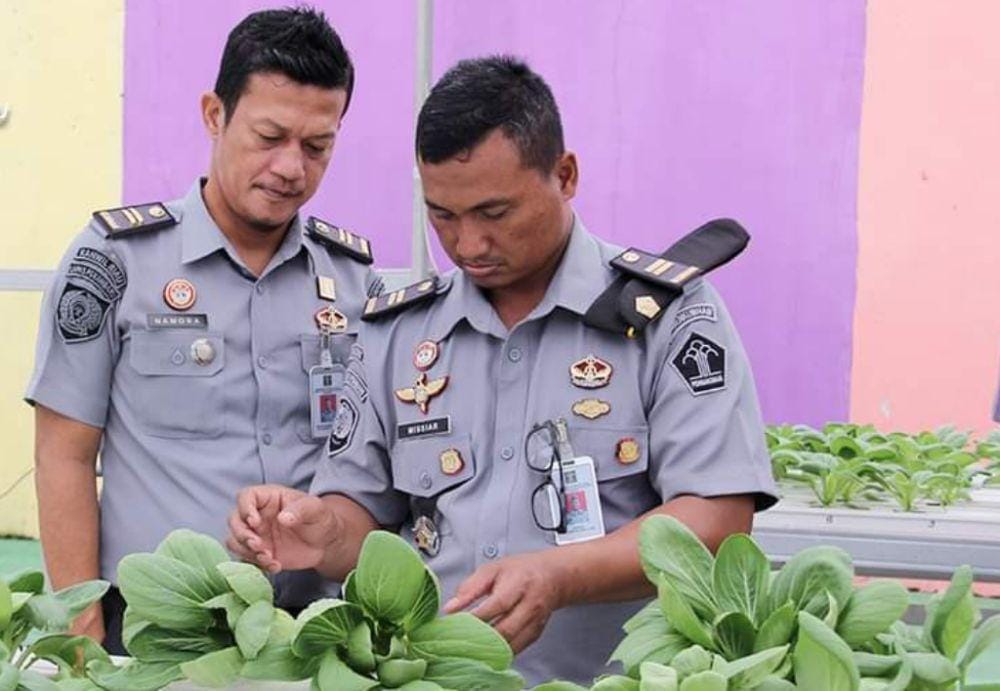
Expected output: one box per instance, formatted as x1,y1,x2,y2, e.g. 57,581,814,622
314,306,348,333
163,278,196,311
616,437,640,464
439,448,465,476
148,204,167,219
569,354,613,389
572,398,611,420
412,515,440,556
395,372,449,414
635,295,661,320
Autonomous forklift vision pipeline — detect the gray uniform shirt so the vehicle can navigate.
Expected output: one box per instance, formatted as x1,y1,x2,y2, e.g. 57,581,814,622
312,218,777,685
26,179,376,606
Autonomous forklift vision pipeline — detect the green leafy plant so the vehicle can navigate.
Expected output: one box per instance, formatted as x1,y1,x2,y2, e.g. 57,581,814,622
0,567,109,690
288,530,523,690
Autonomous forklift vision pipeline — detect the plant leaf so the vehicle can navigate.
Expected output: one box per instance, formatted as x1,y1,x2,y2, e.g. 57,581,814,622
401,569,442,632
924,564,977,658
657,575,714,650
52,580,110,619
291,598,365,657
638,661,678,690
769,546,853,617
712,611,756,660
354,531,430,624
241,642,318,681
200,592,247,630
717,644,788,689
793,612,860,691
7,570,45,595
410,612,513,670
154,529,230,593
215,561,274,605
712,534,770,625
959,613,1000,672
178,646,244,688
117,553,221,630
836,581,909,647
346,621,376,674
754,601,796,652
377,658,427,687
609,612,689,676
640,516,717,620
903,651,960,685
423,657,524,691
126,624,231,663
234,600,273,660
86,660,183,691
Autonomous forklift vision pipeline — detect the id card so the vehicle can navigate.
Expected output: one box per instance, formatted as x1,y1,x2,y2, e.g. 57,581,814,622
554,456,606,546
309,364,344,438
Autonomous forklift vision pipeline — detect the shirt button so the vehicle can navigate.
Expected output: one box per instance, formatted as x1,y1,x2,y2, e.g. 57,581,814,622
255,284,265,295
419,472,433,490
257,355,268,368
262,433,273,446
500,446,515,461
482,543,499,559
507,347,522,363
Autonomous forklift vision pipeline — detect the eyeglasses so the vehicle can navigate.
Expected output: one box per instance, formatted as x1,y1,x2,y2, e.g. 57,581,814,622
525,418,572,534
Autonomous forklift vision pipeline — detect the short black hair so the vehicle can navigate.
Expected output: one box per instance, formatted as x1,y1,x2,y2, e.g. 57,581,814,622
416,55,565,173
213,6,354,123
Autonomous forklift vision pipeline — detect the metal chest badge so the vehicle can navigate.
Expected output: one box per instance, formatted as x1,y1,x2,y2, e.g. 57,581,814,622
163,278,196,311
616,437,640,465
412,515,440,556
413,340,439,371
395,372,448,414
570,354,613,389
314,306,348,333
572,398,611,420
439,448,464,476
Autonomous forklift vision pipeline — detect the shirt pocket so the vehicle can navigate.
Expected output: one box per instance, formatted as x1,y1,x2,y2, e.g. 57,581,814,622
389,433,476,498
128,330,226,439
297,333,356,443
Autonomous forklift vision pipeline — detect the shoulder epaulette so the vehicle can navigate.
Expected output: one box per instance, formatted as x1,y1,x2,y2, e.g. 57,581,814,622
361,275,448,322
584,218,749,337
93,202,176,238
306,216,374,265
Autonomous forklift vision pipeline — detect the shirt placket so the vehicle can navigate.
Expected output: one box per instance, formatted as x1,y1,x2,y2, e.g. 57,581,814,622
249,274,276,476
475,320,537,566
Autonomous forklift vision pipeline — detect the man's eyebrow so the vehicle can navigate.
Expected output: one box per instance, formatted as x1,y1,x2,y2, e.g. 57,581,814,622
425,198,511,213
253,119,336,140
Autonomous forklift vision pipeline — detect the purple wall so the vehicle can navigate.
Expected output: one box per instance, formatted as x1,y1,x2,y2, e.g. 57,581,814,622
123,1,866,426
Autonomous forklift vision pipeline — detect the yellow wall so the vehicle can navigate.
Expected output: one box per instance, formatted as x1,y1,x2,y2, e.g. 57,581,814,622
851,0,1000,435
0,0,124,536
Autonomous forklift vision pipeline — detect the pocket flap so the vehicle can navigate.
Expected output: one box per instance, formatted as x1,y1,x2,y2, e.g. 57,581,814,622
129,330,225,376
566,425,649,481
390,433,475,498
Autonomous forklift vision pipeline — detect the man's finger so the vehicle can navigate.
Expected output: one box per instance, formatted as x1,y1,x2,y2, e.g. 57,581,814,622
506,621,545,654
470,578,523,623
225,535,254,561
236,486,277,527
443,565,498,613
227,510,261,548
277,494,327,527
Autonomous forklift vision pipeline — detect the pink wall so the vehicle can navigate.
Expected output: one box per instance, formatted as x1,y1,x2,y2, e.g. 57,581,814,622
851,0,1000,433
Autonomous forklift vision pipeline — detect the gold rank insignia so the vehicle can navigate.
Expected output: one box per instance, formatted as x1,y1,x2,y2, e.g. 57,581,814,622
395,372,449,414
572,398,611,420
611,247,701,291
634,295,662,320
616,437,640,464
362,276,441,322
306,216,374,265
93,202,177,238
570,354,613,389
439,448,465,476
316,275,336,301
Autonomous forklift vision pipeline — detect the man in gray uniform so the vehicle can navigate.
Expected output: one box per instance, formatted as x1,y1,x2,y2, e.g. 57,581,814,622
26,7,377,652
228,56,777,685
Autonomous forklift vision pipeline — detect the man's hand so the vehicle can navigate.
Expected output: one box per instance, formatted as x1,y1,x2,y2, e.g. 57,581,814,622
443,551,566,654
227,485,338,573
70,602,105,644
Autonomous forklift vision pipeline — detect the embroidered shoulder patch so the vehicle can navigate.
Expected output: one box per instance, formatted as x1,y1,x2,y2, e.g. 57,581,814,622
56,248,127,344
671,332,727,396
671,303,718,334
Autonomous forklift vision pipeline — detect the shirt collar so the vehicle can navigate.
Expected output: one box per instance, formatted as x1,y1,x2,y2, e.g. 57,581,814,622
429,216,613,341
179,179,308,273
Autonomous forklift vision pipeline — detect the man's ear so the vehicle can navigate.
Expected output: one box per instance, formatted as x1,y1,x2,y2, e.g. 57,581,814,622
201,92,225,138
556,151,579,201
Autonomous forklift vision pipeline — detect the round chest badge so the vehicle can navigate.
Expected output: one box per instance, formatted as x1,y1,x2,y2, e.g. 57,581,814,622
163,278,196,311
413,340,439,371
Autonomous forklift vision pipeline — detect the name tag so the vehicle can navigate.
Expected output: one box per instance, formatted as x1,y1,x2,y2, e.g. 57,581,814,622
147,313,208,329
309,364,344,439
398,416,451,440
554,456,606,546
